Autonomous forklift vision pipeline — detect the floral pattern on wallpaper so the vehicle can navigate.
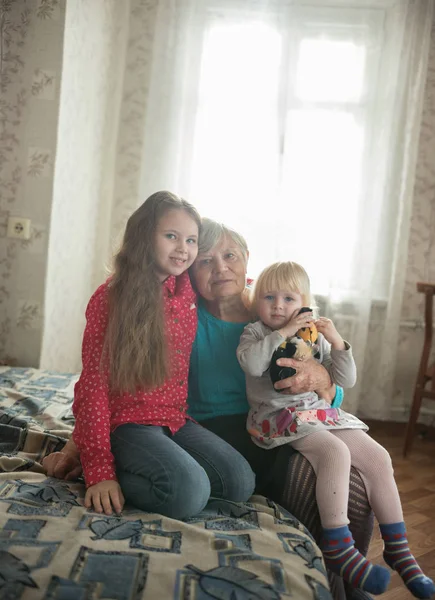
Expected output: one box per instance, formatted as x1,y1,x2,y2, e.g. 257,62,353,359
0,0,65,365
16,300,42,329
36,0,60,20
32,68,56,99
27,147,52,177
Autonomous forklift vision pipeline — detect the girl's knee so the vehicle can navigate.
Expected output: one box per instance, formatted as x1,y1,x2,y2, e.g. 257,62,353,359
319,435,352,469
159,460,212,519
170,464,211,519
223,454,255,502
119,461,211,520
355,438,393,479
374,444,393,472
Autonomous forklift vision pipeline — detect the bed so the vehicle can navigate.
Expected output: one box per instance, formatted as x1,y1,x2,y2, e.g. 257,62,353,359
0,366,332,599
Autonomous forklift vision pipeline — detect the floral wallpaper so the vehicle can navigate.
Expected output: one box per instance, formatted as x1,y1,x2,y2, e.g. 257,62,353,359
0,0,66,366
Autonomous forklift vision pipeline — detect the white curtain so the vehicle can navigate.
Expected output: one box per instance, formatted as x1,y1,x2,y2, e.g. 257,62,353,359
358,2,434,420
41,0,433,423
139,0,434,418
40,0,159,372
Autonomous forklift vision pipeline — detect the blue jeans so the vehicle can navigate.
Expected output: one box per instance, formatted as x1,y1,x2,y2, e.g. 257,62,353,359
110,420,255,519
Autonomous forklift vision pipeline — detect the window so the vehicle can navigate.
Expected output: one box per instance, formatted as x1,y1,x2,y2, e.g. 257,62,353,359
184,4,393,298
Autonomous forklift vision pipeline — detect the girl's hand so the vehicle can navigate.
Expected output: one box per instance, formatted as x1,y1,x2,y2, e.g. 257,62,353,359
315,317,345,350
85,480,125,515
278,309,314,340
43,451,82,481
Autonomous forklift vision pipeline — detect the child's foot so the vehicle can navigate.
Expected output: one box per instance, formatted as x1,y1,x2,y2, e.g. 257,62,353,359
322,525,390,595
380,522,435,599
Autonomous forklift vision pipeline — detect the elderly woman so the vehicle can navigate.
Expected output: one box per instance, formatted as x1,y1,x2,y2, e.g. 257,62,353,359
187,219,374,600
44,218,374,600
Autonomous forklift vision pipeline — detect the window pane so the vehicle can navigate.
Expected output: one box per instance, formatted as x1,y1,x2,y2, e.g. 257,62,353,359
188,22,369,289
296,39,366,103
190,20,281,261
279,109,364,294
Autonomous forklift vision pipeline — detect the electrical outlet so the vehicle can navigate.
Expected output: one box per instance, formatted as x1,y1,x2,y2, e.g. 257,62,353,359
7,217,31,240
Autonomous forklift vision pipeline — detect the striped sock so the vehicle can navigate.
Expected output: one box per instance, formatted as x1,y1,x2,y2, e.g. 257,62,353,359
380,522,435,599
322,525,390,595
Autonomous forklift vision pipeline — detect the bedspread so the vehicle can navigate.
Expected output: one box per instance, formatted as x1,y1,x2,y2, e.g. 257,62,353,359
0,366,332,600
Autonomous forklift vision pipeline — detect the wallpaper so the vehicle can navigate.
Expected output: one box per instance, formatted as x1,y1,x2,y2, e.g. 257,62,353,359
0,0,66,365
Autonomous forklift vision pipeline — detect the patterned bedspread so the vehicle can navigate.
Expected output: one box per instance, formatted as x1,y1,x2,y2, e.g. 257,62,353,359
0,367,332,599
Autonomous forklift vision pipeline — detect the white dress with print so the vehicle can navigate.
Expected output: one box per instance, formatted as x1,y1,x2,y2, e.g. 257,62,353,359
237,321,368,449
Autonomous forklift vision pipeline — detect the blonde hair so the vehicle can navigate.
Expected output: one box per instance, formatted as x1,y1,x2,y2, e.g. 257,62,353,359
104,191,201,394
251,261,316,316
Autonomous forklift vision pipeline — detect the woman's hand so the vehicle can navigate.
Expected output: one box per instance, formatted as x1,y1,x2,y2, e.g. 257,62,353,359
43,449,82,481
273,358,334,400
85,480,125,515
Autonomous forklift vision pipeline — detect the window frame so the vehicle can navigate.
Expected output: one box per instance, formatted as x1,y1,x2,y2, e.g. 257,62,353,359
177,0,408,298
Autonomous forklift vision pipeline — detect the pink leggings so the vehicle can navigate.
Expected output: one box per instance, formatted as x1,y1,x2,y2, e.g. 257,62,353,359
291,429,403,528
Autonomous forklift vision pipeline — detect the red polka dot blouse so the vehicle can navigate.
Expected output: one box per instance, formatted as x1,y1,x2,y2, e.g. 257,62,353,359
72,272,197,487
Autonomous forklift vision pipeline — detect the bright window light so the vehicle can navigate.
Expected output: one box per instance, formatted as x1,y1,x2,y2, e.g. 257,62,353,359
190,21,281,235
296,39,366,102
280,109,364,293
189,22,368,293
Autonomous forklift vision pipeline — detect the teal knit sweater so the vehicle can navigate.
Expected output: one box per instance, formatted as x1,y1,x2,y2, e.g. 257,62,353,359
188,301,342,421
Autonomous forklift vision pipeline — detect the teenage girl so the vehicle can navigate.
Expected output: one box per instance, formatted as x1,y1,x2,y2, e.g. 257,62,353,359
72,191,255,519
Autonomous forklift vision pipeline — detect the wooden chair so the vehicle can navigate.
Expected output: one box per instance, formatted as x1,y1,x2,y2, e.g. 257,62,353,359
403,282,435,457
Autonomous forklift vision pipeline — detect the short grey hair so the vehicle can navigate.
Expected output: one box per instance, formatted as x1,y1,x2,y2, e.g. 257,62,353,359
199,218,249,259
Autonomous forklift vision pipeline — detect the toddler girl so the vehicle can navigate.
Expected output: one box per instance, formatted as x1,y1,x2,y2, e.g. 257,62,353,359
237,261,434,598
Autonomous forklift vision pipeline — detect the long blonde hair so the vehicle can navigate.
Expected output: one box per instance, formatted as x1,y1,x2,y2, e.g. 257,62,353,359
104,191,201,394
251,261,316,317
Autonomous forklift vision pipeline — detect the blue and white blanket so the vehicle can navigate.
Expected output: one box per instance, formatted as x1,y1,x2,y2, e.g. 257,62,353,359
0,366,332,599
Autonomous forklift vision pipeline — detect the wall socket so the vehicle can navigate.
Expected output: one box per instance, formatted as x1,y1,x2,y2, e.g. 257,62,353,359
7,217,32,240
